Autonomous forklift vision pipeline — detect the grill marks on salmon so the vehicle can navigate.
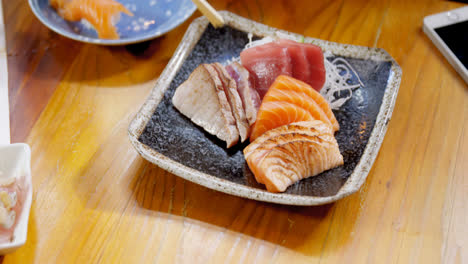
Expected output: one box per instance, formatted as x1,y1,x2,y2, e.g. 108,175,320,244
245,120,332,157
244,121,343,192
50,0,133,39
245,121,332,183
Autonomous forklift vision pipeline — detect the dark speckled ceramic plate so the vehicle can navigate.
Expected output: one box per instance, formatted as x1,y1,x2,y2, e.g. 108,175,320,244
128,11,402,206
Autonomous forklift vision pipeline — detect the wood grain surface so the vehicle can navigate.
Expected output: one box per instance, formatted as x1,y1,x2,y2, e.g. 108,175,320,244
3,0,468,263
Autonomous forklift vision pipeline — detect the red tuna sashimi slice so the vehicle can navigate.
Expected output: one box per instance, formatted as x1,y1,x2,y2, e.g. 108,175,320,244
240,42,292,98
276,39,326,91
240,39,326,97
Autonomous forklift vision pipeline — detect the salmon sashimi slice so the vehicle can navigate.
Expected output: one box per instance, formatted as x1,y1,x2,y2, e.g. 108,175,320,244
262,88,333,129
244,121,343,192
270,75,339,132
250,75,339,141
249,101,315,141
213,63,250,142
50,0,133,39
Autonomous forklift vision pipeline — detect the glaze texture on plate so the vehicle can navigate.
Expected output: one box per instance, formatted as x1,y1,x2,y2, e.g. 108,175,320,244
28,0,196,45
128,11,402,206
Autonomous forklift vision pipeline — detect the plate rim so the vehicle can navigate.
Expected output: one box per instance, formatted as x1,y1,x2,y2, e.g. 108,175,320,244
28,0,197,46
128,11,402,206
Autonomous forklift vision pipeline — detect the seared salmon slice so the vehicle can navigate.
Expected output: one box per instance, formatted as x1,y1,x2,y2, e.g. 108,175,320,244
244,121,343,192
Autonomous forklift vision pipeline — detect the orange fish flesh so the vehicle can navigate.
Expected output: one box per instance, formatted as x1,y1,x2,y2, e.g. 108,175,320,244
244,121,343,192
50,0,133,39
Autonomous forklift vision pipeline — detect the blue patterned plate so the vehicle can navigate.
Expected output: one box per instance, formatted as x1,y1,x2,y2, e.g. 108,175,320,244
28,0,197,45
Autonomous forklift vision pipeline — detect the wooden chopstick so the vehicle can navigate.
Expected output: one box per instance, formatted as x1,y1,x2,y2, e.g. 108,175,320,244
192,0,225,28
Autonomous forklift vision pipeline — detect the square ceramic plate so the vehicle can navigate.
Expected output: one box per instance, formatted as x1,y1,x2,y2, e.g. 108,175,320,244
128,11,402,206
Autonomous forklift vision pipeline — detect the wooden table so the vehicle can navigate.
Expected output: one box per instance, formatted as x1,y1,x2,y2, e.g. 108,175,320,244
3,0,467,263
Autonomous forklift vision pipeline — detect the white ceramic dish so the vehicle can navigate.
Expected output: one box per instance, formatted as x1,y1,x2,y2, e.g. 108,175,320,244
0,143,32,254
